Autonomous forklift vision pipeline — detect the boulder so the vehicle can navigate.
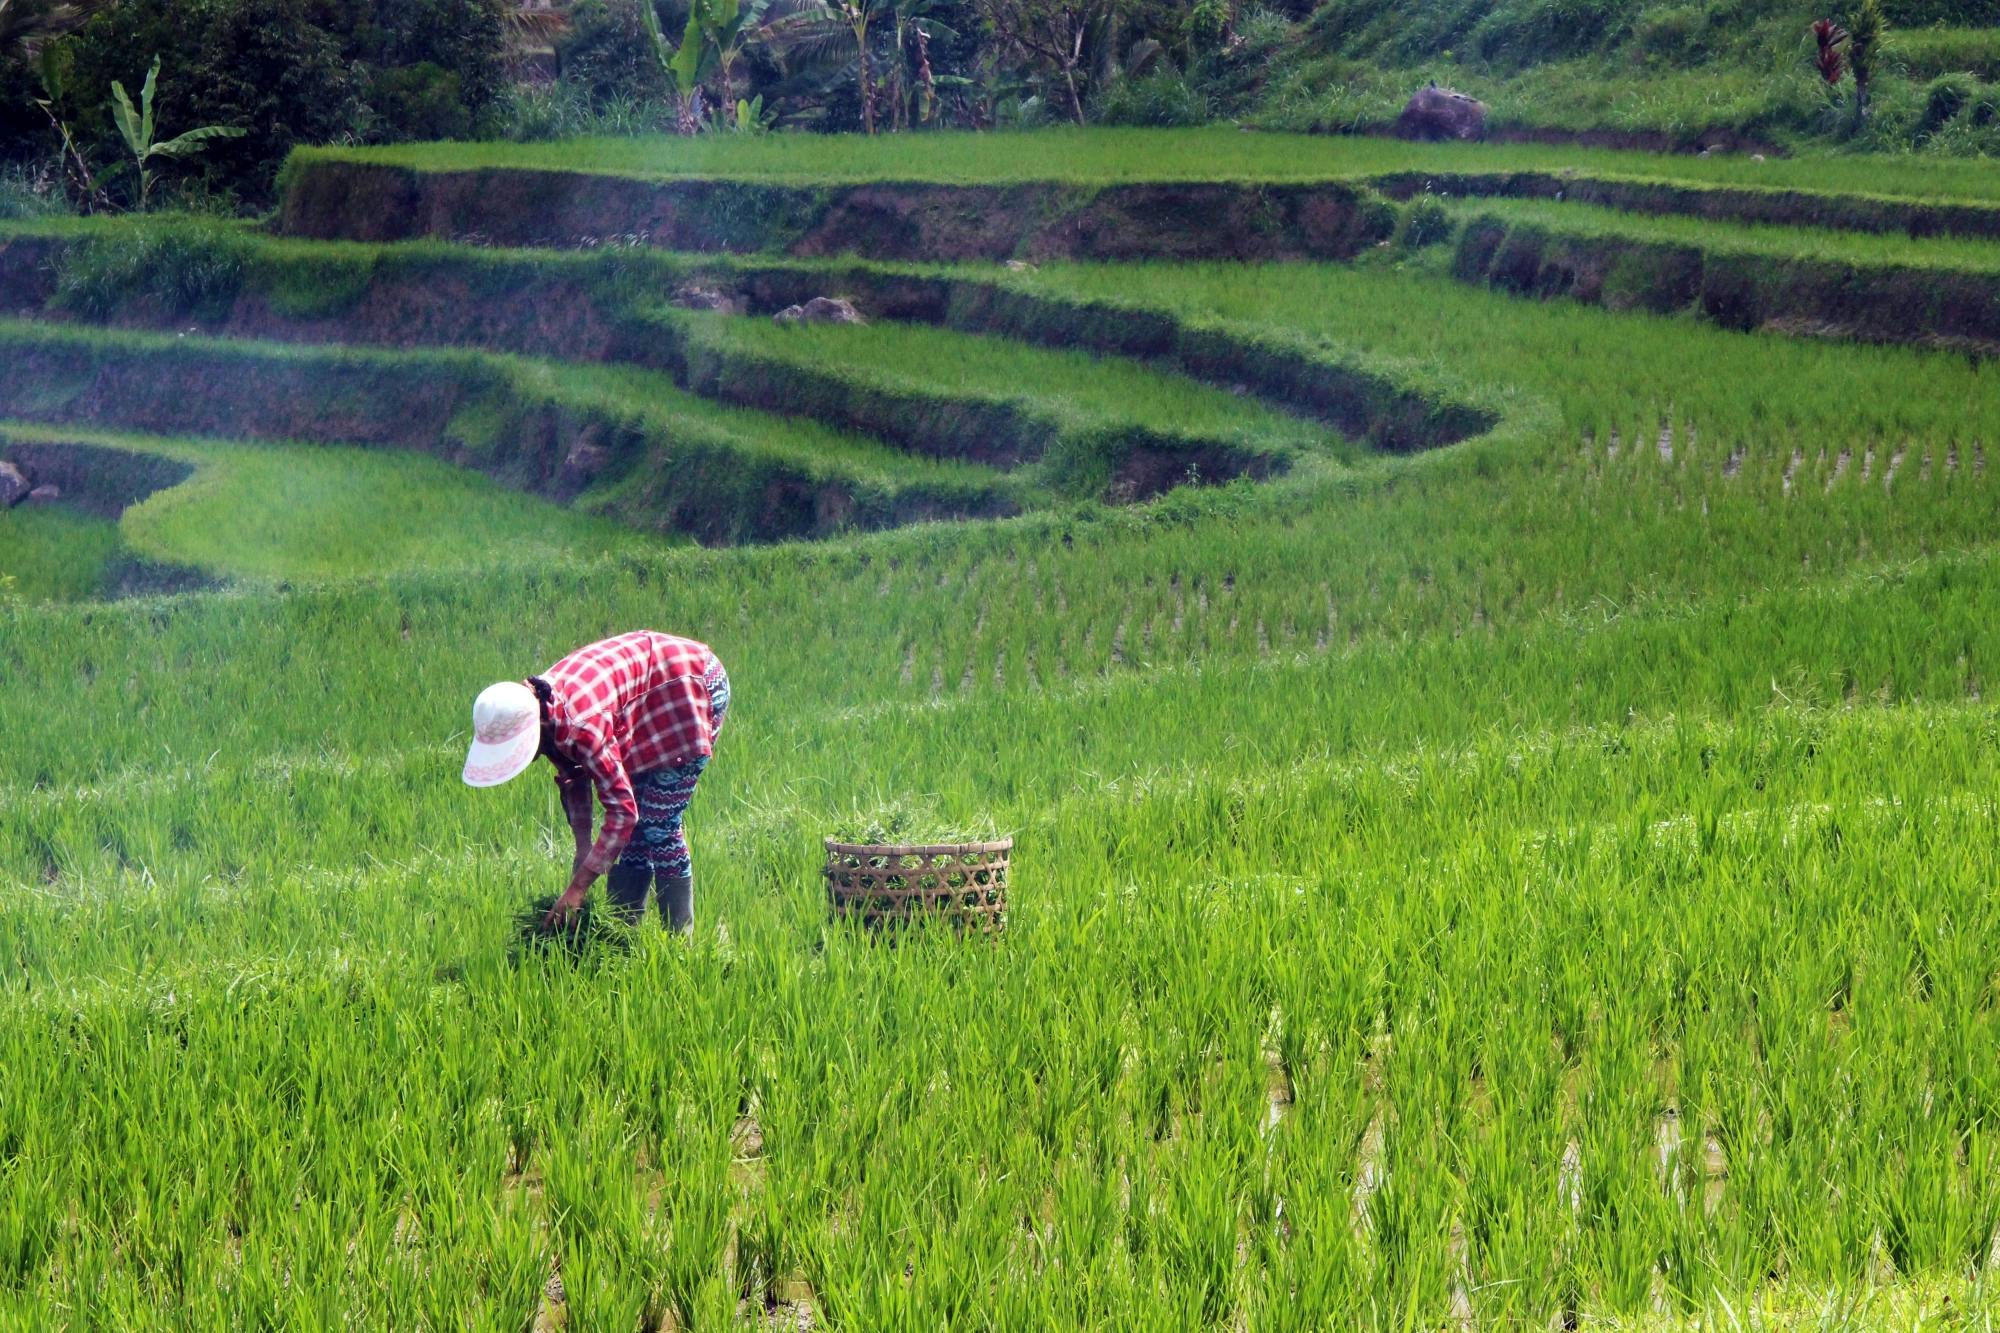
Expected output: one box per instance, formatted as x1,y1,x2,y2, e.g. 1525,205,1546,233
773,296,867,326
672,284,746,316
25,484,60,505
1395,84,1487,142
0,460,28,508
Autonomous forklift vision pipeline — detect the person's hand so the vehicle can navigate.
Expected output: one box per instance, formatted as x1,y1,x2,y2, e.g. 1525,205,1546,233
542,883,588,929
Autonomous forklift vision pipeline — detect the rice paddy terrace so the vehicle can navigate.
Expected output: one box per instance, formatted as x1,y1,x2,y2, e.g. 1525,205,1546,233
5,127,2000,1327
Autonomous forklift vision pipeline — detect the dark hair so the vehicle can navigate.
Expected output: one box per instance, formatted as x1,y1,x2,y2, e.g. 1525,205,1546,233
529,676,555,707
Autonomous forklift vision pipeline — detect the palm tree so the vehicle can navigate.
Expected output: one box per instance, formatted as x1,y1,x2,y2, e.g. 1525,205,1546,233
503,2,571,63
0,0,111,65
764,0,889,134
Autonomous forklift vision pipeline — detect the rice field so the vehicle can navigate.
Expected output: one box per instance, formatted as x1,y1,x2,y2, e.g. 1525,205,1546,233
5,130,2000,1329
1443,195,2000,274
297,125,2000,204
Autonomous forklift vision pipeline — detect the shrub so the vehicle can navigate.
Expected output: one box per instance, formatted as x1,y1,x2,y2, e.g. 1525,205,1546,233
1399,195,1454,250
53,219,252,321
1470,0,1627,64
52,0,512,207
1920,110,2000,152
1235,7,1299,52
1917,71,1977,138
61,0,354,207
1912,72,1996,132
1632,3,1717,63
1882,0,2000,21
500,83,676,140
556,0,670,109
1096,71,1212,126
353,0,512,122
366,63,475,142
1891,27,2000,81
0,164,69,220
1353,190,1399,245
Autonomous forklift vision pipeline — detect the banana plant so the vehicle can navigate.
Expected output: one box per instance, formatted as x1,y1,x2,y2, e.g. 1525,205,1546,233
640,0,748,134
732,93,774,133
109,56,246,210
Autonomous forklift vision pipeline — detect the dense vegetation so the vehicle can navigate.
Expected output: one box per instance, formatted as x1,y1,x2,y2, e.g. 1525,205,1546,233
1218,0,2000,152
5,121,2000,1322
6,0,2000,217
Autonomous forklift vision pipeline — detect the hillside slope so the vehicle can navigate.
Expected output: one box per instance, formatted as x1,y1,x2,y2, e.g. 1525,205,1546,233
1121,0,2000,156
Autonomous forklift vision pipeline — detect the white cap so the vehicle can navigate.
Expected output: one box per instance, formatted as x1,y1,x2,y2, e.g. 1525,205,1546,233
462,681,541,788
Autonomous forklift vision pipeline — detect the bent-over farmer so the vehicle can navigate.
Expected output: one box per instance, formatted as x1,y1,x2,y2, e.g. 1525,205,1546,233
462,631,730,932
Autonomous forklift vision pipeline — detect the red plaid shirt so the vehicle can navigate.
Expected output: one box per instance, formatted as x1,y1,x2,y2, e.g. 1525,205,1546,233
540,632,723,877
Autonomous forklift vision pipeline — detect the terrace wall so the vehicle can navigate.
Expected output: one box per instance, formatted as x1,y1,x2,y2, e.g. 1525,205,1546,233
1454,216,2000,350
277,161,1399,262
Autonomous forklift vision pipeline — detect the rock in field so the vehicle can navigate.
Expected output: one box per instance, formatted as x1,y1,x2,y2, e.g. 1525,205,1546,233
671,284,746,316
1395,84,1487,142
774,296,867,326
0,460,30,508
25,484,60,505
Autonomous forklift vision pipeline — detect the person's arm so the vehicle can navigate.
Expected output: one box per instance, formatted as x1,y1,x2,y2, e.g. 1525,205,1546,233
553,761,594,872
542,737,638,924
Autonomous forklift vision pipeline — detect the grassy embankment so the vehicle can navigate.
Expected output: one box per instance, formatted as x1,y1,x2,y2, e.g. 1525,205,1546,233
0,424,667,594
1213,0,2000,154
0,217,1388,550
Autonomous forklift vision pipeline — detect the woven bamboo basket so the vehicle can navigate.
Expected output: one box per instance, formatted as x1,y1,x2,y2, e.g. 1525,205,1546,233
824,837,1011,932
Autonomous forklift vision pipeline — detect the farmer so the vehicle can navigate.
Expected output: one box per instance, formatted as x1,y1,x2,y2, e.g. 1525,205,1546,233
461,631,730,933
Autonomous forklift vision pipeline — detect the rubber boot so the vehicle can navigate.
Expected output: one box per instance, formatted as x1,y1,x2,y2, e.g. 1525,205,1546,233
605,864,651,926
658,874,694,934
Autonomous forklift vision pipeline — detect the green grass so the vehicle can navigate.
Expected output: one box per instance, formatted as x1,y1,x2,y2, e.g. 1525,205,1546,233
293,126,2000,206
121,431,662,582
0,320,1021,543
677,310,1330,446
661,307,1342,475
13,137,2000,1326
1222,1,2000,155
1893,25,2000,81
536,360,1003,491
0,424,671,588
0,502,124,601
1005,257,2000,450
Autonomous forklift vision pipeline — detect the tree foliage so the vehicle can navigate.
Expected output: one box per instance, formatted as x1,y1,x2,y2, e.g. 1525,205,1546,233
3,0,516,205
972,0,1130,125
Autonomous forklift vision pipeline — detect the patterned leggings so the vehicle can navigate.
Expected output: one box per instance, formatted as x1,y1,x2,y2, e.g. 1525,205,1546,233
615,664,729,880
